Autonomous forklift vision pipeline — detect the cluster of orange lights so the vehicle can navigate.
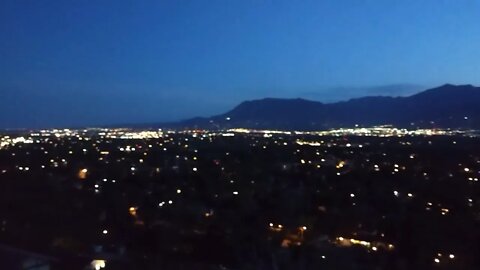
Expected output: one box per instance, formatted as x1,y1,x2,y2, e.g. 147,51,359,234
335,236,394,251
269,223,283,232
129,207,138,217
78,168,88,179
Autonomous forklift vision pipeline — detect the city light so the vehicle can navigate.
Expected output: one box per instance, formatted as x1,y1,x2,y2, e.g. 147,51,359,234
90,260,106,270
0,126,476,268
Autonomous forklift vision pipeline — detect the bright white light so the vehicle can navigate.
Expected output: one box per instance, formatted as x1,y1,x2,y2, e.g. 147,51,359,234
350,193,355,198
176,189,182,194
90,259,106,270
449,254,455,259
434,258,440,263
102,230,108,235
233,191,239,195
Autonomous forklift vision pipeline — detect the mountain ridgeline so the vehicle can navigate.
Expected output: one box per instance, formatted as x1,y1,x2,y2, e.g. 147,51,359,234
168,84,480,130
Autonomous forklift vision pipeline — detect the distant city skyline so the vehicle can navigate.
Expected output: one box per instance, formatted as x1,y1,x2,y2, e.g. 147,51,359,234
1,1,480,128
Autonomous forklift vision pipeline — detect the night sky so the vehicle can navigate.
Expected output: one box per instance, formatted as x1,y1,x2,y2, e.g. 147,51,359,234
1,0,480,129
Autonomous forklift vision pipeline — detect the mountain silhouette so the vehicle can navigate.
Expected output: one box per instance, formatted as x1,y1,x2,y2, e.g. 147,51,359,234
163,84,480,130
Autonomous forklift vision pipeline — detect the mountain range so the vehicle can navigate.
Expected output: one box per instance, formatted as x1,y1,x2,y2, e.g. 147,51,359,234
160,84,480,130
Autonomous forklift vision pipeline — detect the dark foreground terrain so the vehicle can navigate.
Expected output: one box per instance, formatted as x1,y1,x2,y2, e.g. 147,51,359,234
0,129,479,269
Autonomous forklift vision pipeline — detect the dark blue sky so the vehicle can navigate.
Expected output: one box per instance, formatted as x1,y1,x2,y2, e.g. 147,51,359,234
1,0,480,128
